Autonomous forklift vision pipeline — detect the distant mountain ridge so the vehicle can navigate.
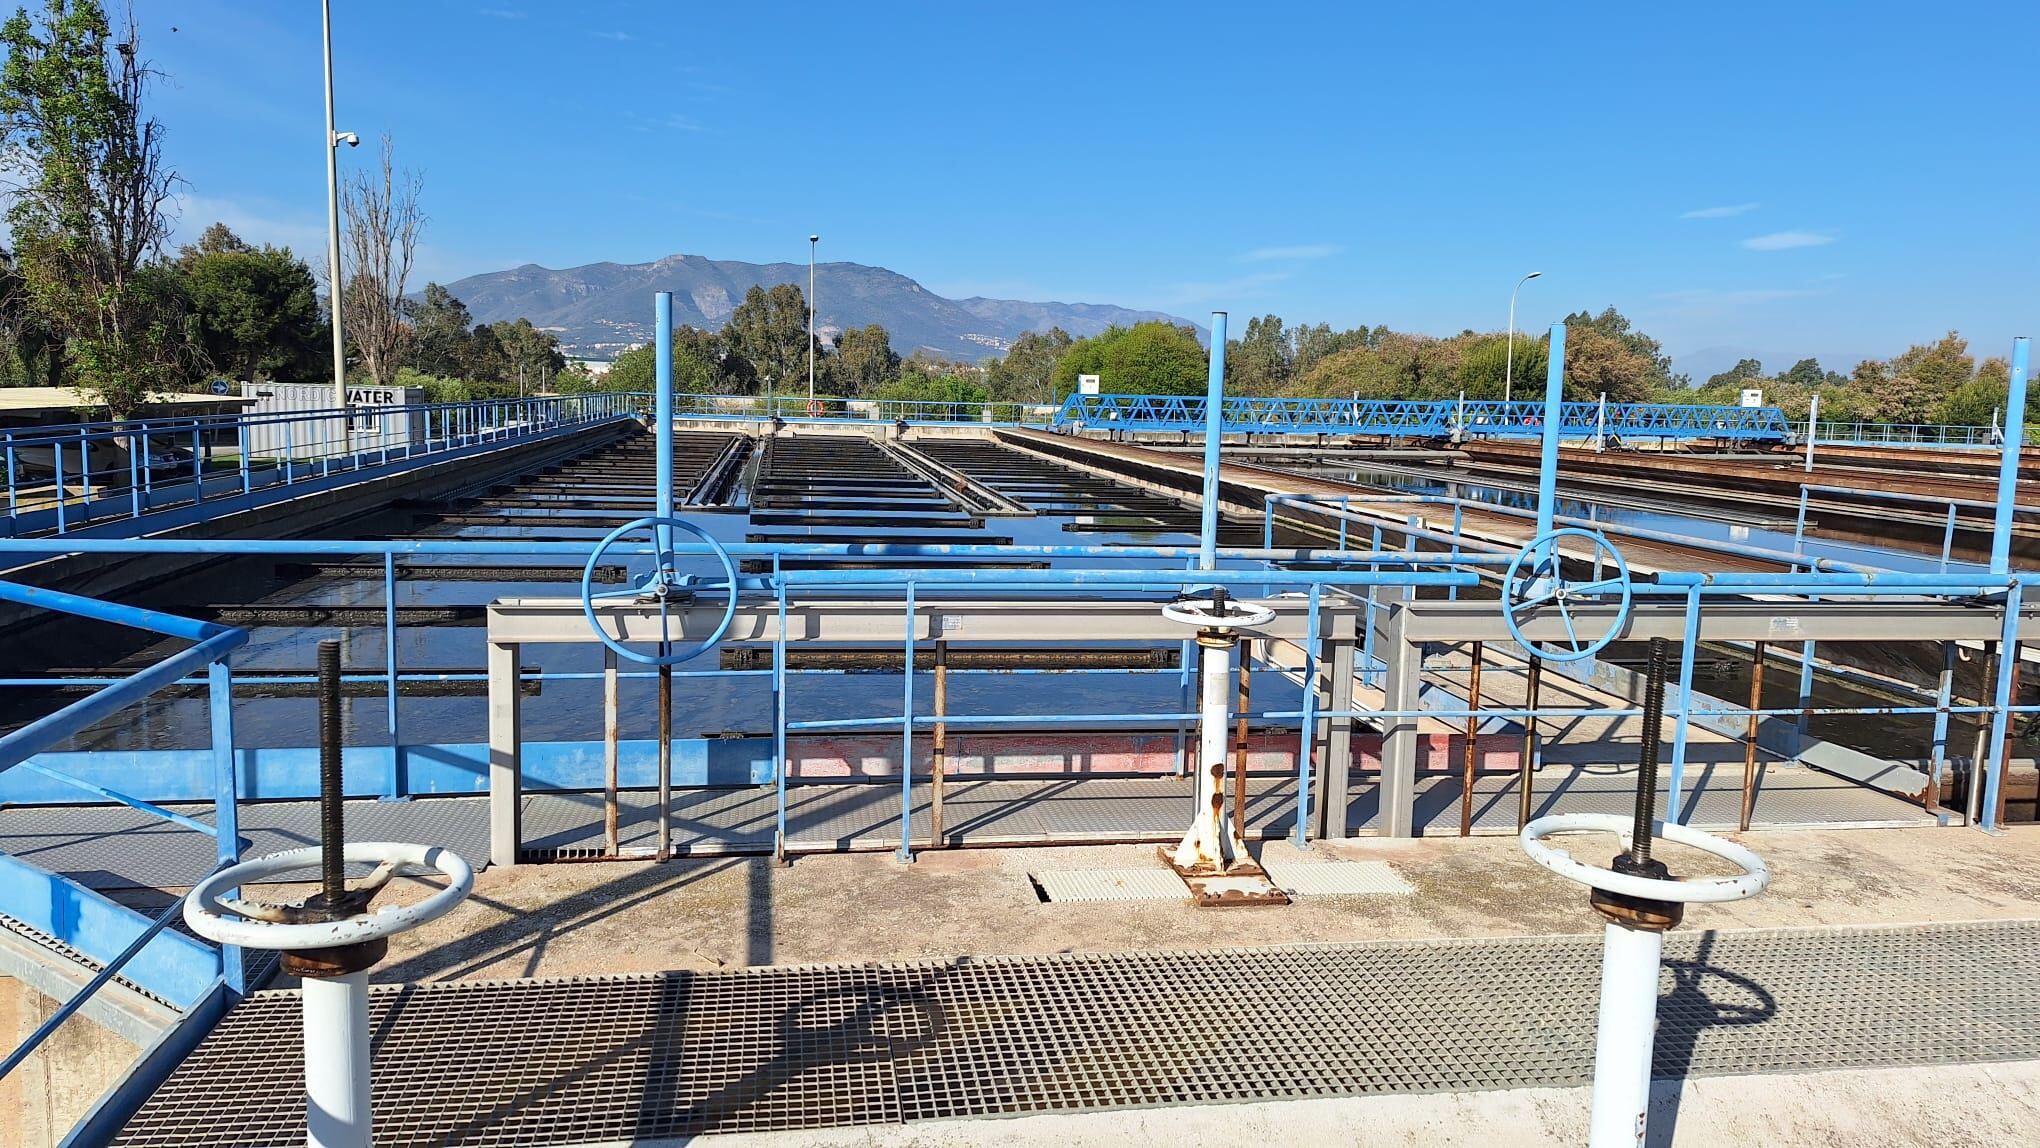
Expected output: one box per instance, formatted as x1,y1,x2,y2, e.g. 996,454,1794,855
441,254,1200,362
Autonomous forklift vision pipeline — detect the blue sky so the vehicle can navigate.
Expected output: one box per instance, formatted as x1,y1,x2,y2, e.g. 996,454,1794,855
143,1,2035,376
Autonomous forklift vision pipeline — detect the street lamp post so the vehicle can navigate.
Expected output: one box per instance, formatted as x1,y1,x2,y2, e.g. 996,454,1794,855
1504,271,1543,405
807,234,819,405
322,0,359,452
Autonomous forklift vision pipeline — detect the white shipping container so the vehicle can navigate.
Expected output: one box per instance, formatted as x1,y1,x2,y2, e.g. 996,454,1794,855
240,382,422,461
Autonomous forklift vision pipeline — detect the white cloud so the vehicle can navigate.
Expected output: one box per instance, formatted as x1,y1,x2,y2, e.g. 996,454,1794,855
1680,202,1759,220
1740,230,1835,251
665,114,706,132
592,30,635,41
1240,244,1342,262
477,8,527,18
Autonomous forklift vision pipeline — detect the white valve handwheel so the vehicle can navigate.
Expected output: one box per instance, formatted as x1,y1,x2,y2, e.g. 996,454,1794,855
1519,813,1769,904
1162,597,1277,629
183,842,473,951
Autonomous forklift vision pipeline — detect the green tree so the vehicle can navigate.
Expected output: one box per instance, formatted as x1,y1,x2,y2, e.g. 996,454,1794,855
1229,314,1292,391
1455,333,1548,400
0,0,186,413
604,343,653,392
873,372,988,415
1704,358,1766,389
176,223,325,384
406,282,478,378
488,317,565,394
986,327,1071,404
1051,321,1207,398
1780,357,1825,388
826,322,898,396
1564,306,1680,391
725,282,818,393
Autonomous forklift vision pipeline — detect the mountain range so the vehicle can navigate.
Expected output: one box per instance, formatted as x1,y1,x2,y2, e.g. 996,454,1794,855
441,254,1200,363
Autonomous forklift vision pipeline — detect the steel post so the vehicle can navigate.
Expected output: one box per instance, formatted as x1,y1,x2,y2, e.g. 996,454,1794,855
1587,921,1662,1148
1536,323,1566,538
207,660,244,994
603,646,619,856
931,640,947,848
1981,581,2024,831
1460,641,1483,836
896,581,917,863
302,970,373,1148
1517,656,1542,831
1664,589,1703,823
1740,642,1766,831
1172,629,1238,869
1198,311,1227,572
1804,393,1819,473
1990,338,2030,575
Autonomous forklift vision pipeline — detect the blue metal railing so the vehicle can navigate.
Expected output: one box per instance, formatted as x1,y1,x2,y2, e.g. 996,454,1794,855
670,392,1057,426
1809,420,2009,449
1052,393,1796,442
2,391,642,537
0,579,248,1085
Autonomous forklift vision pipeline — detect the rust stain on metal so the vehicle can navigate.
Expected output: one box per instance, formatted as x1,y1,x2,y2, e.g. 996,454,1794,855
1740,641,1766,832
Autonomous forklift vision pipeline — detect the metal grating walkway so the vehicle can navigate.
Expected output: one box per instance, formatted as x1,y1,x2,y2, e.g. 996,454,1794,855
0,796,492,890
113,920,2040,1146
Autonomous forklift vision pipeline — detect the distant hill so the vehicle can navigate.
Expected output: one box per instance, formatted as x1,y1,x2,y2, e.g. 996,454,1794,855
441,254,1200,362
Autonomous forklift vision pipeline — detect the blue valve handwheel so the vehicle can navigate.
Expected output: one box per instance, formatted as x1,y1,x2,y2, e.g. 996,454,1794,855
580,516,739,666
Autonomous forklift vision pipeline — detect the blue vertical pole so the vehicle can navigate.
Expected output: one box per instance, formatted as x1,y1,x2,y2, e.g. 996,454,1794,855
773,575,789,860
383,553,402,800
1991,338,2030,575
1293,583,1321,848
654,292,676,573
207,660,243,994
1199,312,1228,573
1664,585,1702,823
1535,322,1565,539
1981,581,2024,832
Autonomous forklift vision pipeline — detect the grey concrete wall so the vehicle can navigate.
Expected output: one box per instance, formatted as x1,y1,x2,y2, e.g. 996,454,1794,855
0,976,139,1148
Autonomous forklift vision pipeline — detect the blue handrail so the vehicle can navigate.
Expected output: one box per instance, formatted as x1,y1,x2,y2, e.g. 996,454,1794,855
0,578,249,1083
1053,393,1796,441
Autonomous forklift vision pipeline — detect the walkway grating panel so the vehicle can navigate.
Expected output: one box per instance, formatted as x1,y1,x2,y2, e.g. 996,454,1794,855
1030,867,1187,902
113,920,2040,1146
1262,859,1413,897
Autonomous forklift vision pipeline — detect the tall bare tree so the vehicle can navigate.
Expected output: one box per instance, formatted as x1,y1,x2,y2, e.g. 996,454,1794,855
340,135,421,388
0,0,185,413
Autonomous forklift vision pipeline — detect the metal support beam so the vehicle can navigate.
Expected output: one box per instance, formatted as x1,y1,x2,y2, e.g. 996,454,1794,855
486,639,521,867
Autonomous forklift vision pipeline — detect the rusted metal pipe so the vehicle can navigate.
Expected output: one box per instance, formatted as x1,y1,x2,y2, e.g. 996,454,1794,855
1633,638,1671,865
931,640,947,849
1740,641,1766,832
1516,656,1542,831
316,638,344,906
1460,641,1483,837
